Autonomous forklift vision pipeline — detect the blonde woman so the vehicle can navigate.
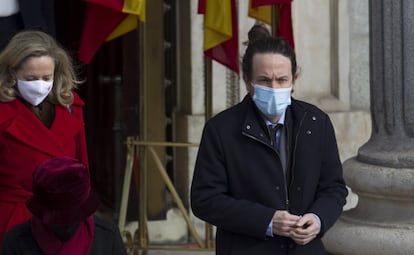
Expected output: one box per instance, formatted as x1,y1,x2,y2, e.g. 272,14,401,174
0,30,88,243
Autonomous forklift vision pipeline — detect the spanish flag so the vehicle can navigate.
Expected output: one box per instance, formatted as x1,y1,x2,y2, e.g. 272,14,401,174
248,0,272,25
198,0,239,74
248,0,294,49
78,0,145,64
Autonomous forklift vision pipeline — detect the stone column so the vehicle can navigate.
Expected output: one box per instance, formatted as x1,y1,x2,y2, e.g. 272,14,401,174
324,1,414,254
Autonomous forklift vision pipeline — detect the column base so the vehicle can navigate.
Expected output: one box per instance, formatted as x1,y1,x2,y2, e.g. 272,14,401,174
324,213,414,255
323,157,414,255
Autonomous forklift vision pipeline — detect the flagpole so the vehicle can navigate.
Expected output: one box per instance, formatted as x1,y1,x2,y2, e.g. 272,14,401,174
138,18,149,251
203,56,214,249
271,5,279,36
204,57,213,120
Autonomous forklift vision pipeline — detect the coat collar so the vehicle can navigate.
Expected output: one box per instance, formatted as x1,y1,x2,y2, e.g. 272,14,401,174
1,98,83,157
241,94,307,144
241,95,271,144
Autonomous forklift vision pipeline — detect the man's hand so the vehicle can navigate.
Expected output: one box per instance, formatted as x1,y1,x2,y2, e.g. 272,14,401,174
289,213,319,245
271,210,302,237
272,211,319,245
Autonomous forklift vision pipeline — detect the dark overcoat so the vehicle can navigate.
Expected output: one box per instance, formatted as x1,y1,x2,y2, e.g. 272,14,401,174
191,95,348,255
0,216,127,255
0,0,55,50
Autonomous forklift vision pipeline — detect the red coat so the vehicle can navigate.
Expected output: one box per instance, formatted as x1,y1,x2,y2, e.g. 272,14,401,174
0,92,88,242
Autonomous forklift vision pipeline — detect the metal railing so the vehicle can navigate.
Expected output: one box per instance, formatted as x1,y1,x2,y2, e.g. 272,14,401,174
118,136,214,254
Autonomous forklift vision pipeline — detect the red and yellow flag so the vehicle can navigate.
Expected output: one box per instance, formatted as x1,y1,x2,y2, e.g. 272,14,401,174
248,0,294,49
248,0,272,25
198,0,239,74
78,0,145,64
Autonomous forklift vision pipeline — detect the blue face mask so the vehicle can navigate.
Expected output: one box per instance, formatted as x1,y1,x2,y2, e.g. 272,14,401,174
251,84,292,119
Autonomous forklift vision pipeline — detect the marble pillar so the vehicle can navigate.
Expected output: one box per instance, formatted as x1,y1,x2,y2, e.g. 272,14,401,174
324,1,414,254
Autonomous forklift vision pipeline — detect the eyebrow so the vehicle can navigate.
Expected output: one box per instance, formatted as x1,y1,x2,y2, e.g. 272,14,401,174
256,75,289,80
24,74,53,78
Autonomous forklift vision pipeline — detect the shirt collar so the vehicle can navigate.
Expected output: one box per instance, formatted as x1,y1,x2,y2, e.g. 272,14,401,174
264,110,286,127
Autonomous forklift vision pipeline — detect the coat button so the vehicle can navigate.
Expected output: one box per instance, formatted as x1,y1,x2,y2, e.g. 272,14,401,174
312,116,316,121
297,187,302,191
280,244,285,249
246,125,251,130
306,130,312,135
275,186,280,190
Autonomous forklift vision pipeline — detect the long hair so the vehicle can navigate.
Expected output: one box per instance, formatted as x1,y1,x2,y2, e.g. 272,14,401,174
0,30,81,106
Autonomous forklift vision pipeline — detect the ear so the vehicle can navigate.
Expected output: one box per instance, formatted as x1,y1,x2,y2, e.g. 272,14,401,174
291,75,297,93
293,73,298,81
243,74,253,94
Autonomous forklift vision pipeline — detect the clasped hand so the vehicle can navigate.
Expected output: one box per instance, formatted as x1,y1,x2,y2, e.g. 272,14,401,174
272,210,319,245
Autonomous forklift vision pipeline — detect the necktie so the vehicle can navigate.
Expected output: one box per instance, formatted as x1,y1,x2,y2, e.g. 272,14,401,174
268,124,283,151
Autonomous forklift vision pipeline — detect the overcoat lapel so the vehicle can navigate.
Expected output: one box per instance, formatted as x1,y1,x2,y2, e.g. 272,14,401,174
2,99,83,157
50,104,83,146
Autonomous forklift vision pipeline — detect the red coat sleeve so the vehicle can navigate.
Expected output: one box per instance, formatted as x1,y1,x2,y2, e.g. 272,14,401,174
71,92,89,167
